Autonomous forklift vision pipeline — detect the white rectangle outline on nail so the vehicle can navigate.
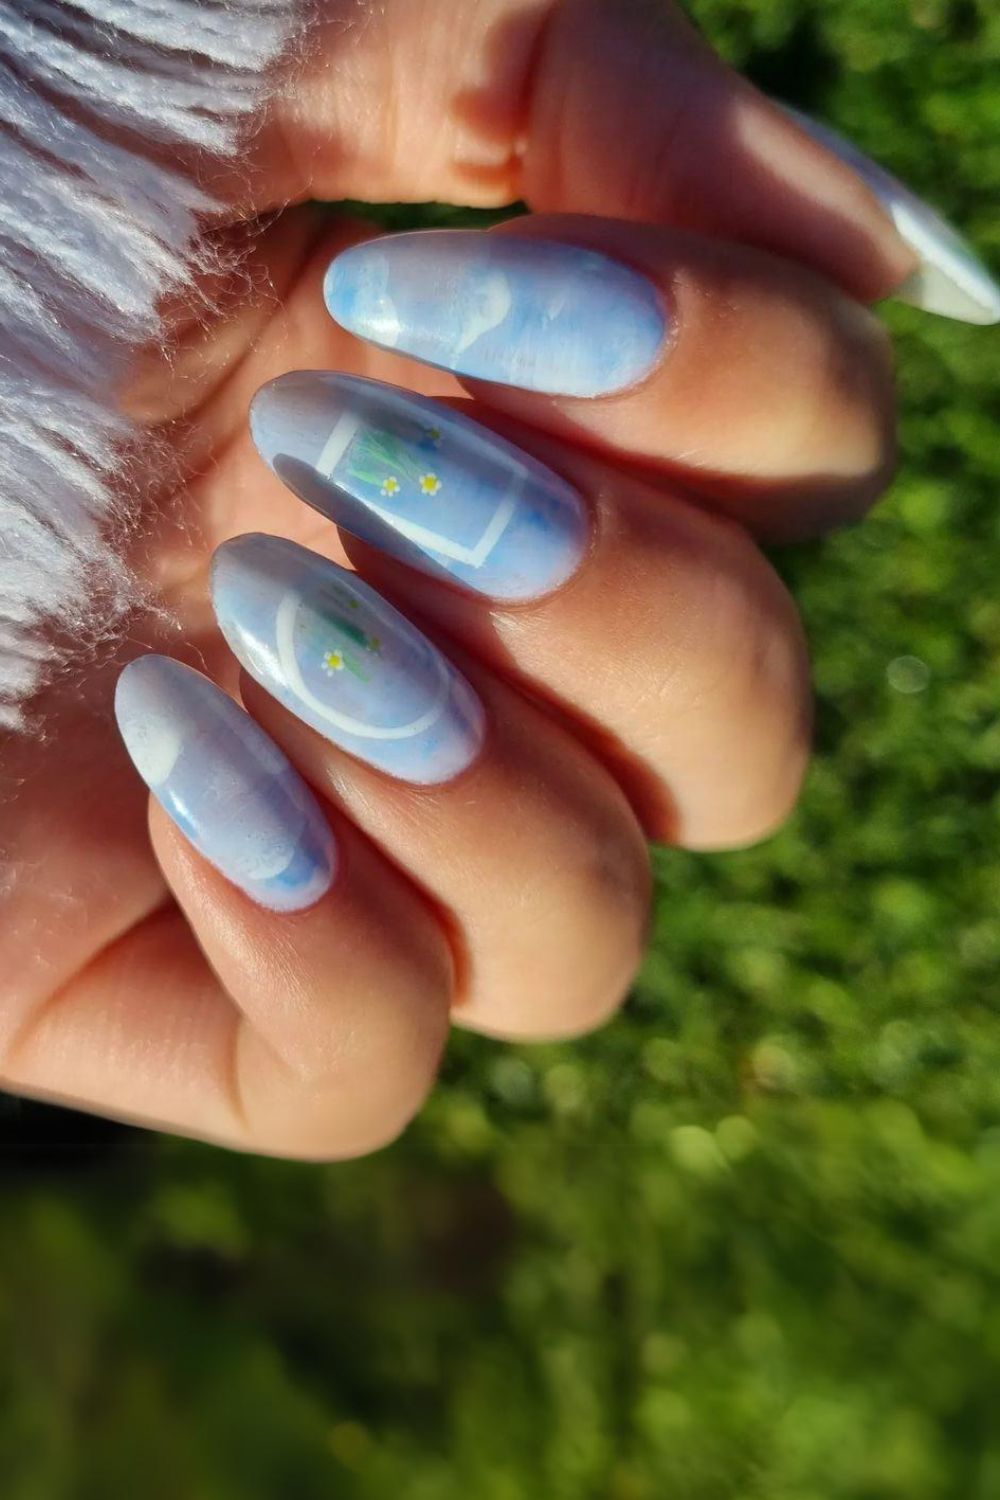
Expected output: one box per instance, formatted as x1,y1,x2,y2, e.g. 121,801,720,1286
315,412,521,568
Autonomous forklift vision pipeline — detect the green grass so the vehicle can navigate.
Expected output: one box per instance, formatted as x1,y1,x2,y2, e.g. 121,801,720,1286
3,3,1000,1496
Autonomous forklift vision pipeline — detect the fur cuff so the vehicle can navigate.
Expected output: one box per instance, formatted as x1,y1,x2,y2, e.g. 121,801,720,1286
0,0,302,728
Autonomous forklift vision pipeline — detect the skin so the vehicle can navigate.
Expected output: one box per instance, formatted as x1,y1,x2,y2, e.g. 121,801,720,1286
0,0,911,1158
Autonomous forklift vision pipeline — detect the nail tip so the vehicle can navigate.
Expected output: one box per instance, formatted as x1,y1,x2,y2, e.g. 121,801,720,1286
324,239,380,298
247,381,276,453
212,529,271,581
114,653,184,734
322,259,349,326
208,540,237,605
249,374,309,469
113,654,140,711
783,103,999,328
210,535,279,656
892,261,1000,326
113,657,147,752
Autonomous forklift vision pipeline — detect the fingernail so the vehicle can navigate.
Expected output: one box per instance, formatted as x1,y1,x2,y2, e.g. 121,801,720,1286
324,231,669,396
250,373,589,602
210,534,485,785
115,656,337,913
787,106,1000,326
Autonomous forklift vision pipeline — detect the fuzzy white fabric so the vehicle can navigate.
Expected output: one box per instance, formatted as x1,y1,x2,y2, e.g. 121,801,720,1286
0,0,302,729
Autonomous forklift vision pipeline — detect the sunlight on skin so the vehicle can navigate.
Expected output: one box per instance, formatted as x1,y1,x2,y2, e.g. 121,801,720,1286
7,0,990,1154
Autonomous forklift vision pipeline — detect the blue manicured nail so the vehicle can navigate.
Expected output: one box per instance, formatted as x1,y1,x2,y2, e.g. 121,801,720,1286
115,656,337,913
211,534,485,785
324,231,668,397
250,373,588,602
786,106,1000,327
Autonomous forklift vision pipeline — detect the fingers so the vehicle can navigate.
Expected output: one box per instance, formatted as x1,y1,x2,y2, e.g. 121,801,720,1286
1,660,452,1160
234,396,812,850
255,0,917,304
321,217,898,538
25,368,810,1144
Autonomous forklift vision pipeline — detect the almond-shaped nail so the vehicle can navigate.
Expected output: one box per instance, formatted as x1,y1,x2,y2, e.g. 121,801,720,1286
787,106,1000,326
211,534,485,786
324,231,669,396
115,656,337,912
250,373,588,602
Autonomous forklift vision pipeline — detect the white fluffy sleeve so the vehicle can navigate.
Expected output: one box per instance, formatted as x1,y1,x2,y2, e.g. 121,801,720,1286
0,0,301,728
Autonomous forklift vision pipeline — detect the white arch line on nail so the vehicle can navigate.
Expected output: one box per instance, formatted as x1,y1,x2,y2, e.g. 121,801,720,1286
275,590,451,741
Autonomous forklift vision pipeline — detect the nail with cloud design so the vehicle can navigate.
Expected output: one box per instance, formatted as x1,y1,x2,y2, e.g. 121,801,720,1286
115,655,337,913
324,231,669,396
786,106,1000,327
250,373,589,603
210,534,486,786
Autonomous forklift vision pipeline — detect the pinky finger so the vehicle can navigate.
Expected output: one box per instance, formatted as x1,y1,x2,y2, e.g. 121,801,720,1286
2,658,452,1159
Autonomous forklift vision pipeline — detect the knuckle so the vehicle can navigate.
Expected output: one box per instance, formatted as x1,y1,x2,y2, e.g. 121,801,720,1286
576,789,653,930
826,300,898,477
520,791,651,1039
457,766,651,1044
667,543,812,848
236,972,450,1162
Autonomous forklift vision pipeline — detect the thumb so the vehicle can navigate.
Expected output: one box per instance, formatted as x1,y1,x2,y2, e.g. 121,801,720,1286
248,0,918,303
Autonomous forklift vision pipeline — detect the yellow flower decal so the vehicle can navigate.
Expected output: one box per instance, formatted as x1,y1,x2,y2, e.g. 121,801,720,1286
380,476,401,498
419,473,442,496
322,649,345,674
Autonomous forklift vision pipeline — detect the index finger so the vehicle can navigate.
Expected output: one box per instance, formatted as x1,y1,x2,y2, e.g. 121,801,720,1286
256,0,920,305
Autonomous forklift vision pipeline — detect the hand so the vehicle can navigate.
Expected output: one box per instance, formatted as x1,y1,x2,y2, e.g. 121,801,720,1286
1,0,964,1158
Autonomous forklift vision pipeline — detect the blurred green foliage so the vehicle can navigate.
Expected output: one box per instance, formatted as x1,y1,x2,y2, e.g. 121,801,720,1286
3,2,1000,1496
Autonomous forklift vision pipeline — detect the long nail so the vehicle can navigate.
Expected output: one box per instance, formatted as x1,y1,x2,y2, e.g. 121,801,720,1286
787,106,1000,326
211,534,485,785
324,231,669,396
115,656,337,912
250,373,589,602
